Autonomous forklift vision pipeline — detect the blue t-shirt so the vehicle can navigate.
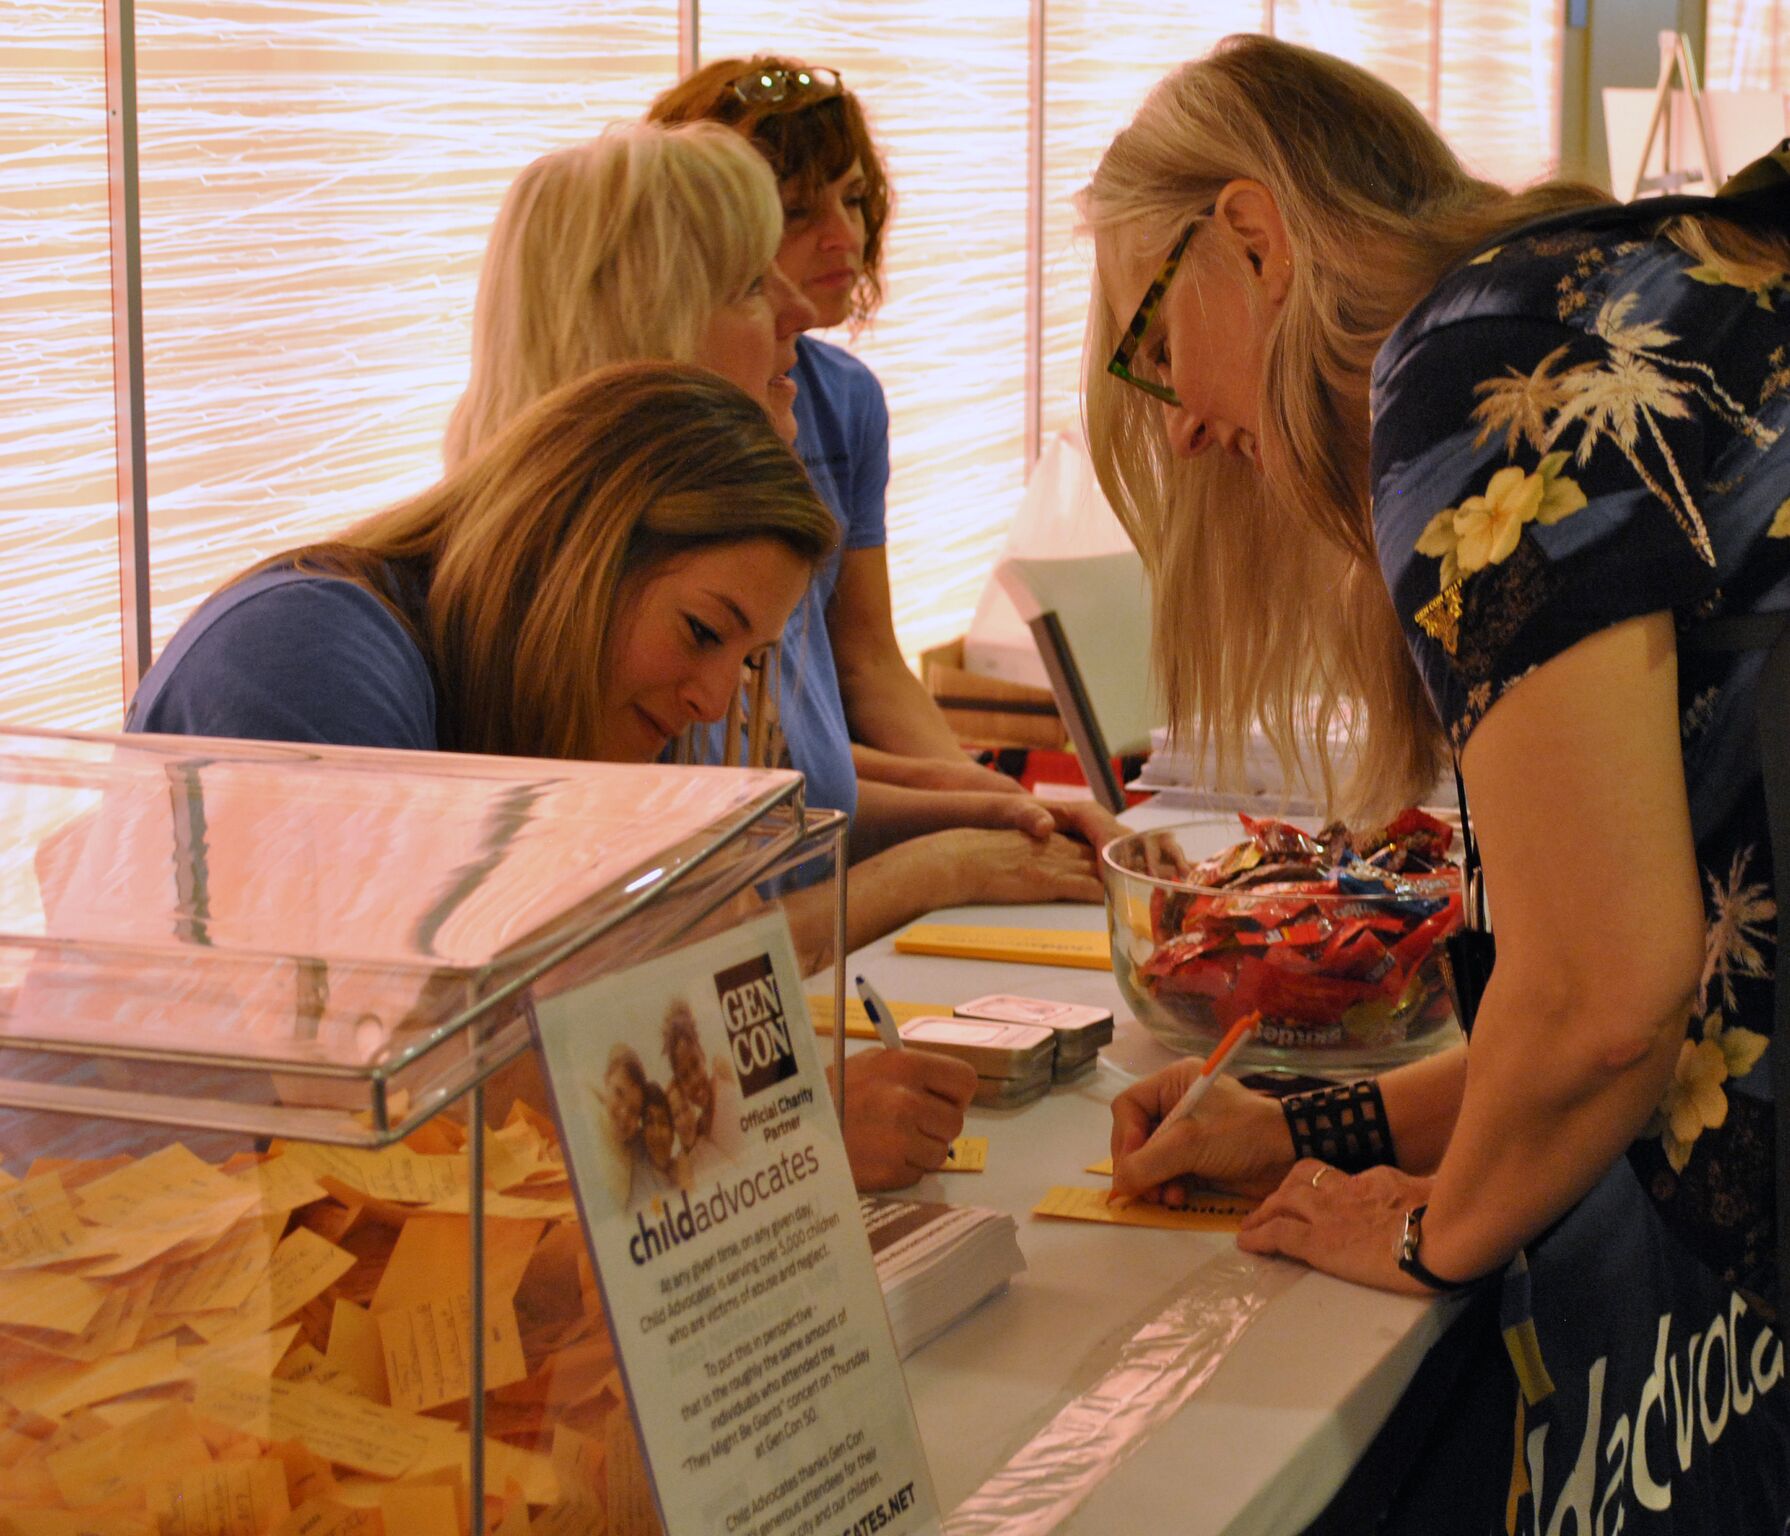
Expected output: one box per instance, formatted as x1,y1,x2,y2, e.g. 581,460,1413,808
716,335,890,826
126,568,439,750
794,334,890,580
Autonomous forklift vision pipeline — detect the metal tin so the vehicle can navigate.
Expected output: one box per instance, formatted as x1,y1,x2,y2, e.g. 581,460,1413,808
898,1017,1056,1079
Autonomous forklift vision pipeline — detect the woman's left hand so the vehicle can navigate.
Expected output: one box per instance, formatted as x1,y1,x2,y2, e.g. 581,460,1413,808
1043,799,1128,854
943,792,1128,849
1237,1161,1440,1295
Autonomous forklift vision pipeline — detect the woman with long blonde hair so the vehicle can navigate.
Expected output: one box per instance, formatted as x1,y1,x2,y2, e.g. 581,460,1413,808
1090,34,1790,1528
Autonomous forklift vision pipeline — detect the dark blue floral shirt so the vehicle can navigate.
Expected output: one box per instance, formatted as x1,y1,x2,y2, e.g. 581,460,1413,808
1372,204,1790,1298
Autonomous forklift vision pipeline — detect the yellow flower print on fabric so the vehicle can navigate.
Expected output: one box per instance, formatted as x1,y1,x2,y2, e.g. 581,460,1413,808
1414,453,1589,590
1769,497,1790,539
1686,260,1787,313
1651,1011,1770,1173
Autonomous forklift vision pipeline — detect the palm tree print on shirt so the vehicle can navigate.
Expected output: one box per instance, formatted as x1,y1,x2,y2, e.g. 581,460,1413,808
1471,289,1776,569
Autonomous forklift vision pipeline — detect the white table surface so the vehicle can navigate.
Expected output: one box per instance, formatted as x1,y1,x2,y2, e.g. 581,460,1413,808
848,807,1460,1535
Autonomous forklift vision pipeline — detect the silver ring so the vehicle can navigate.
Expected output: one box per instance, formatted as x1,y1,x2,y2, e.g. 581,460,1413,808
1310,1166,1330,1189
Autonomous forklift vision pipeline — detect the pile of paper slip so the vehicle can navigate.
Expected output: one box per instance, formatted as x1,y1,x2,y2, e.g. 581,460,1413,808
0,1104,662,1535
861,1196,1024,1359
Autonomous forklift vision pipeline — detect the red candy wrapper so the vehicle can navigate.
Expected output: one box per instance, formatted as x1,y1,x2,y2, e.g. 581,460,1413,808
1136,810,1462,1049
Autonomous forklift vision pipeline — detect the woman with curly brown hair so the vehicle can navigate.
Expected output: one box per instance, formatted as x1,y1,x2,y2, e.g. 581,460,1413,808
647,59,1046,809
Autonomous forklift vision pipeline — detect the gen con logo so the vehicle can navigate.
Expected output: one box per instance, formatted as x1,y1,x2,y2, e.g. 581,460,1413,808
714,954,798,1098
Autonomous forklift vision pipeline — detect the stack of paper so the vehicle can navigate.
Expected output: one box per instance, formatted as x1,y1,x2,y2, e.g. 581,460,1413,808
1129,725,1327,813
861,1196,1024,1359
0,1106,658,1535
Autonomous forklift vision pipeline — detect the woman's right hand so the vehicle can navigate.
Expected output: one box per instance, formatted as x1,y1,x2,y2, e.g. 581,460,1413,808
1110,1067,1295,1203
936,827,1105,906
828,1047,979,1191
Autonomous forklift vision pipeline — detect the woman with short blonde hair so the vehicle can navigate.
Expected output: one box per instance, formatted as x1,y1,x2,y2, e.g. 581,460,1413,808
445,122,790,467
445,118,1116,881
1092,34,1790,1529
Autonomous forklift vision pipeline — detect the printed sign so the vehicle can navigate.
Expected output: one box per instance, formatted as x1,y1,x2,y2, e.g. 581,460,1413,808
533,910,939,1536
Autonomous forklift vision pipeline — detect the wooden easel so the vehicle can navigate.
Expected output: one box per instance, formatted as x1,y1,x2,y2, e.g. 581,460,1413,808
1631,29,1724,197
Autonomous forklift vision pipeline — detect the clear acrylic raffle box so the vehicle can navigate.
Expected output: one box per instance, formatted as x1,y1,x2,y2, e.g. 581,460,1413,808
0,726,846,1535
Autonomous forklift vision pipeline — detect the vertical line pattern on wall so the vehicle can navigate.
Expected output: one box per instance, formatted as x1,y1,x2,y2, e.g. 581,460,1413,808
1025,0,1046,471
1429,0,1443,121
1706,0,1781,93
680,0,700,79
104,0,151,702
4,3,1569,726
1551,0,1565,167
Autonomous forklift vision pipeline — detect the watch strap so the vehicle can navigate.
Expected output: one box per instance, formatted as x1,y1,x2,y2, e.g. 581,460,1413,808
1397,1203,1481,1292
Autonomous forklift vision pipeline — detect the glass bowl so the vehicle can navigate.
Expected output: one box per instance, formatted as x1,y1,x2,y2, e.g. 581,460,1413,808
1101,817,1464,1074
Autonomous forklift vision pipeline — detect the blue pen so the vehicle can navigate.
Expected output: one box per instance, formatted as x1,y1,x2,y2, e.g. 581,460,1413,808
854,974,906,1052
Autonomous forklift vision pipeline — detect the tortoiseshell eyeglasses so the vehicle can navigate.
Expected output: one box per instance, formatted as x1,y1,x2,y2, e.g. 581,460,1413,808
1106,211,1212,407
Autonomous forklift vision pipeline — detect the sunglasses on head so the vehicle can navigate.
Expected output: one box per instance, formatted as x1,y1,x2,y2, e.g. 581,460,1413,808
729,65,843,107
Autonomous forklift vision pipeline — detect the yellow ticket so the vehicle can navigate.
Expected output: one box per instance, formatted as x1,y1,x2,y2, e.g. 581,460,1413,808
9,1335,191,1419
46,1400,212,1507
273,1141,468,1208
378,1484,459,1536
549,1420,604,1506
1033,1185,1255,1233
941,1136,988,1173
893,924,1112,971
194,1368,440,1479
273,1499,382,1536
76,1143,245,1225
147,1457,291,1536
188,1227,355,1344
805,995,948,1038
0,1175,88,1266
378,1291,527,1413
0,1269,107,1335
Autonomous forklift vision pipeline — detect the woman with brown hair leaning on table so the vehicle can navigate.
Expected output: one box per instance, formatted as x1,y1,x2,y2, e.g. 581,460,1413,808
125,364,977,1190
1088,34,1790,1533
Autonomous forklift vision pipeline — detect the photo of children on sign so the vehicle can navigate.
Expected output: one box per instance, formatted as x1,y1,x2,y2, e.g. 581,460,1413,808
585,998,749,1214
534,911,939,1536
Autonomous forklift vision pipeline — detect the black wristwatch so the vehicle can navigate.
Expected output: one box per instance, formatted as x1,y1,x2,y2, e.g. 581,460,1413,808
1396,1204,1479,1292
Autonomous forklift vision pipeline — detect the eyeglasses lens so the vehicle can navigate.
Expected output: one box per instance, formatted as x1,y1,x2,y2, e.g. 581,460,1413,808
1129,319,1172,395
